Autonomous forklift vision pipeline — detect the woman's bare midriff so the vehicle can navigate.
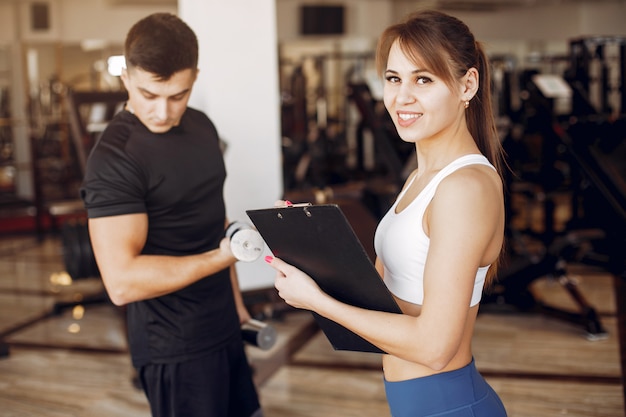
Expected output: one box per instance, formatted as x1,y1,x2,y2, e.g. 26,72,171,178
382,297,479,382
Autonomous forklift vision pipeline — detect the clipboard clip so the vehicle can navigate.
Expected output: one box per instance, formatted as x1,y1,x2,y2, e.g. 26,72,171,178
277,202,313,219
284,201,312,208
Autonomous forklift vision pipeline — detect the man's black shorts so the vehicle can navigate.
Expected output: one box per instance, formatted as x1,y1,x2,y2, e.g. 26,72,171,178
138,340,262,417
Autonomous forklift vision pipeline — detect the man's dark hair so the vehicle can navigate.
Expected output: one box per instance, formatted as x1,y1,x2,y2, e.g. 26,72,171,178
124,13,198,80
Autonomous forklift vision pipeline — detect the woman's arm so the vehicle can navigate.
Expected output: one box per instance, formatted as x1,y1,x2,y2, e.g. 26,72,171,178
268,167,503,369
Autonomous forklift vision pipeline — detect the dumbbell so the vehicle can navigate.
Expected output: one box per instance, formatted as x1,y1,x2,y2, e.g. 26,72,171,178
241,319,277,350
225,221,265,262
61,220,100,280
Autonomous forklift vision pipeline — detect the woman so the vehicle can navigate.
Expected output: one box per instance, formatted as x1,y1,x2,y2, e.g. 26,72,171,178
266,10,507,417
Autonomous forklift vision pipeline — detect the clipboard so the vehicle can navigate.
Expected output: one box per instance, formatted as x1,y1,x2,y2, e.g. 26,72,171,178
246,204,402,353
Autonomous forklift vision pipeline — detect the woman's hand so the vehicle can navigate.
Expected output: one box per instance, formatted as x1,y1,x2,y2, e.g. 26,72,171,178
265,256,325,311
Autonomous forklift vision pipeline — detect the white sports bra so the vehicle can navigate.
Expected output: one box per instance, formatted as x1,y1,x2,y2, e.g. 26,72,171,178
374,154,495,307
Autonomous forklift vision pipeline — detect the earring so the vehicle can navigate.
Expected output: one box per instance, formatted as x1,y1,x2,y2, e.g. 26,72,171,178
464,100,470,109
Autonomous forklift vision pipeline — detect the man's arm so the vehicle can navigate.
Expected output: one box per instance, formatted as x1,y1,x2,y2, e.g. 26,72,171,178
229,265,251,324
88,213,236,306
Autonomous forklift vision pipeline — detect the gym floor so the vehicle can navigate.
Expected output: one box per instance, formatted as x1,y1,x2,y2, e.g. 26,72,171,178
0,190,624,417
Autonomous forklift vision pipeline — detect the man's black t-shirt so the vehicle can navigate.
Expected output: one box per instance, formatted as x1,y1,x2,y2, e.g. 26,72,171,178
80,108,239,367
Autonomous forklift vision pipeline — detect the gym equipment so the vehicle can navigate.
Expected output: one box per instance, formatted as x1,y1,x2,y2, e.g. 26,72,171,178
225,221,265,262
484,39,625,341
555,113,626,414
347,79,418,219
280,51,411,191
65,90,128,175
565,36,626,117
347,81,411,186
487,78,608,338
61,219,100,280
29,90,127,238
485,230,608,339
56,219,108,315
241,319,277,350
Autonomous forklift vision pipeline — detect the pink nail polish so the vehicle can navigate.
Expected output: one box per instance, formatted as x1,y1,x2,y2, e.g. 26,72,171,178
285,200,293,206
264,255,273,263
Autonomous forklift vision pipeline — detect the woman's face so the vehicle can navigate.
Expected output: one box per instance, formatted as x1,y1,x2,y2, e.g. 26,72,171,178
382,40,465,145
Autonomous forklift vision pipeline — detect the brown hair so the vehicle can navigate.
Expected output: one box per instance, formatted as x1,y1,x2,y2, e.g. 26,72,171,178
376,10,504,176
376,10,506,284
124,13,198,80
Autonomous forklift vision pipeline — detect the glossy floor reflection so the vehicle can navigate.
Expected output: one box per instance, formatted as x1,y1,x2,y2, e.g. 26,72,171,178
0,232,623,417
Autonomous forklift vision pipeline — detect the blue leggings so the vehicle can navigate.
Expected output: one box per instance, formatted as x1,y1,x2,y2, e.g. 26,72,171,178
384,359,507,417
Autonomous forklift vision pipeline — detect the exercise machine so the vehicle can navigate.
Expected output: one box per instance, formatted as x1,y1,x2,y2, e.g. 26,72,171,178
485,37,626,340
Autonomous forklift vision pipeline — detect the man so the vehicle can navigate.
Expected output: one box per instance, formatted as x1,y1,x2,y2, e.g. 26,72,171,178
80,13,262,417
